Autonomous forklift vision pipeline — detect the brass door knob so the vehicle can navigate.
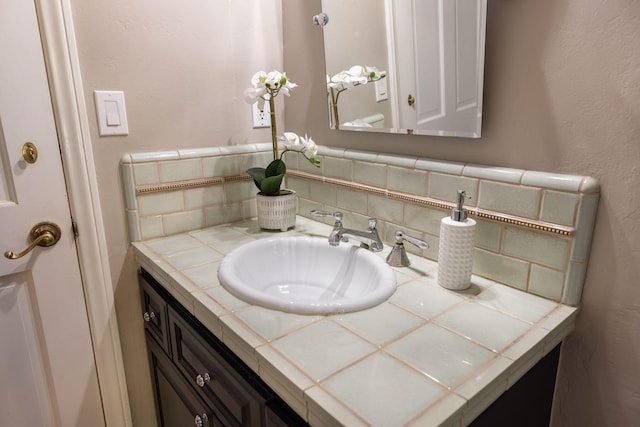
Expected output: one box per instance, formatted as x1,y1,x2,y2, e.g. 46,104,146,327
407,94,415,106
4,222,62,259
22,142,38,163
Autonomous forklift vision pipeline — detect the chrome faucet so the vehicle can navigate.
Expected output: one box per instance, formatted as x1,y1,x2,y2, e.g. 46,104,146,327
386,231,429,267
310,210,384,252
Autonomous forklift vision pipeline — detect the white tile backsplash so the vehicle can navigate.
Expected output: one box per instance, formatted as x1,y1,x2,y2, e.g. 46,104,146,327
388,166,429,196
324,157,353,180
133,162,158,186
121,144,599,305
138,191,184,216
522,171,586,192
159,158,202,182
463,164,524,184
541,190,579,226
529,264,565,301
353,161,386,187
478,181,541,219
429,173,479,205
502,227,570,270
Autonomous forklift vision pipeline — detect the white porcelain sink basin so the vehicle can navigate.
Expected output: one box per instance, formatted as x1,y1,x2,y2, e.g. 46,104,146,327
218,236,396,315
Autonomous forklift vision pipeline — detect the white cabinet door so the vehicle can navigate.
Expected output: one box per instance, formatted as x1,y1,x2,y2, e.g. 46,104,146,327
394,0,486,136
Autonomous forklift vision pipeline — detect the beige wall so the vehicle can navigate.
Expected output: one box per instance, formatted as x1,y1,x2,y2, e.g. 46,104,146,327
69,1,283,424
70,0,639,425
285,0,640,425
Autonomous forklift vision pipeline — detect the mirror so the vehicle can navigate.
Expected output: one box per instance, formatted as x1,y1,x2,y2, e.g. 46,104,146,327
320,0,487,138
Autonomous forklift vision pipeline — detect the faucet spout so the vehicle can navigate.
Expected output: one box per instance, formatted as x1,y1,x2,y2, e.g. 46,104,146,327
310,210,383,252
336,218,383,252
339,230,383,251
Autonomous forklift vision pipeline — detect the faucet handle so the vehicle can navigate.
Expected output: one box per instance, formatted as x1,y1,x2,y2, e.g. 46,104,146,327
394,231,429,249
310,209,343,222
387,231,429,267
368,218,378,230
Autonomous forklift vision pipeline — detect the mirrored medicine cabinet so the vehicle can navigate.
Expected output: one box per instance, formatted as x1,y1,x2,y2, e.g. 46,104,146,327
320,0,488,138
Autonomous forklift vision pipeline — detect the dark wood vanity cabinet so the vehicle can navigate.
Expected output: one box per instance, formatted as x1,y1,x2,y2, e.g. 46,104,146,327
140,270,307,427
147,337,223,426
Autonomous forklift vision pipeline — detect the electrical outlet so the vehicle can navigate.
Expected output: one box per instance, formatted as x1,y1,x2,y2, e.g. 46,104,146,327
251,102,271,128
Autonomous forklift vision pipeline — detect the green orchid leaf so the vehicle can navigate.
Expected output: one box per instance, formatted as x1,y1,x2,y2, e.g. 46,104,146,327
260,173,285,196
246,167,266,190
265,159,286,178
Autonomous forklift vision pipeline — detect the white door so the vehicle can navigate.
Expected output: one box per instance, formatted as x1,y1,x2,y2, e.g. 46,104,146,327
0,0,105,425
393,0,486,136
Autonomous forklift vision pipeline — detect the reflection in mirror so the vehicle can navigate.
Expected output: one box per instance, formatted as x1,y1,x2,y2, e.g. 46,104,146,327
320,0,487,138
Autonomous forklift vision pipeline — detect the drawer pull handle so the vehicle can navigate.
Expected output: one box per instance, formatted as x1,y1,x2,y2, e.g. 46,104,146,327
194,414,208,426
195,373,211,387
143,311,156,322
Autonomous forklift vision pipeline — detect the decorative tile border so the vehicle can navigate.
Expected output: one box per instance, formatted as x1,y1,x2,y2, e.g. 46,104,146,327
129,170,576,237
135,175,251,195
288,170,575,237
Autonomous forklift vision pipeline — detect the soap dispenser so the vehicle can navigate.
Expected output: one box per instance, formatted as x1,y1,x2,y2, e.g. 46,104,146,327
437,189,476,290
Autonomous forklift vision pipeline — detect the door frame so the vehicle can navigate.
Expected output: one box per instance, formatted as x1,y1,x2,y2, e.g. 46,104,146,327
35,1,132,425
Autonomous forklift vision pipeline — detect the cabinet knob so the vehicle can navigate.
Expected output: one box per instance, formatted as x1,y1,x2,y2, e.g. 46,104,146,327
143,311,156,322
194,414,208,426
195,373,211,388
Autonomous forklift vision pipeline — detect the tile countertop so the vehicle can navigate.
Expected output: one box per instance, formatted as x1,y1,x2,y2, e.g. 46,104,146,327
132,216,578,427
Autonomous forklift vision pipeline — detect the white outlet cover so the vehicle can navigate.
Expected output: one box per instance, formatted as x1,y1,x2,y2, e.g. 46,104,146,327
252,102,271,128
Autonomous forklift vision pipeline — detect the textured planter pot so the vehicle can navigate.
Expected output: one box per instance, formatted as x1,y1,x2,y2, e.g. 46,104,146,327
256,192,296,231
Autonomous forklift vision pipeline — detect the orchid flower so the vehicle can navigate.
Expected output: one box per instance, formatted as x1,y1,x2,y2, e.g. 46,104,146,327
345,65,369,84
327,65,387,91
301,134,319,159
281,131,301,148
279,132,320,166
244,70,297,108
365,66,386,81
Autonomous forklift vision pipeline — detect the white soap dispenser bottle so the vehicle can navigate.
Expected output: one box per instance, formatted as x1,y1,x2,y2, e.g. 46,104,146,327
437,189,476,290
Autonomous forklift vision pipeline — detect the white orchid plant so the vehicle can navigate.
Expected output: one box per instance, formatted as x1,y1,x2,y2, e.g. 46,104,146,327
244,70,320,196
327,65,386,90
327,65,386,129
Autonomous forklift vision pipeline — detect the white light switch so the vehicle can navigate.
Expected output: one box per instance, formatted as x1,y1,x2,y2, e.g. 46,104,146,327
105,100,121,126
94,90,129,136
375,79,388,102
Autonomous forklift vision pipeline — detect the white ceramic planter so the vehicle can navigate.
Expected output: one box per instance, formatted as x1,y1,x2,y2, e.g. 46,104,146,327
256,192,296,231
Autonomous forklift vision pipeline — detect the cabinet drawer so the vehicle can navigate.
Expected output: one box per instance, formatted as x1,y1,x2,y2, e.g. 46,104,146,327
140,271,170,355
147,333,224,427
169,306,267,427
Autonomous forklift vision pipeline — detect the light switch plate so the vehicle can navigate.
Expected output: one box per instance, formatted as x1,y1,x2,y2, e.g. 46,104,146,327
94,90,129,136
375,79,388,102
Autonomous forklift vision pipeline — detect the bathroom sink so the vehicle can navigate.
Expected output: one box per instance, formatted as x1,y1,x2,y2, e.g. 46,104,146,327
218,236,396,315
